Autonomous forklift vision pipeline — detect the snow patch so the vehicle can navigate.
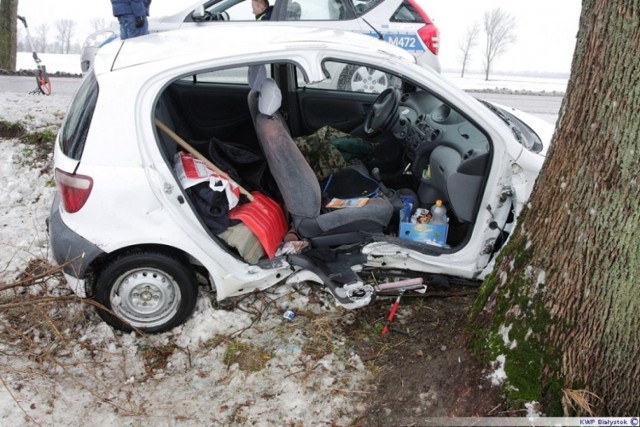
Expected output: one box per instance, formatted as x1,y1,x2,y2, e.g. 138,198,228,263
498,324,517,349
525,401,542,417
488,354,507,386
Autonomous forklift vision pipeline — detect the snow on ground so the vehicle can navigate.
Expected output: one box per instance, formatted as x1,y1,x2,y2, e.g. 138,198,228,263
0,82,372,426
16,52,83,76
0,60,566,425
444,71,568,94
0,92,70,283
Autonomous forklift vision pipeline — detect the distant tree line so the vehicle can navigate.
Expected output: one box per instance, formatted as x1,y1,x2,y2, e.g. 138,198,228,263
16,18,110,55
1,1,111,71
16,19,79,54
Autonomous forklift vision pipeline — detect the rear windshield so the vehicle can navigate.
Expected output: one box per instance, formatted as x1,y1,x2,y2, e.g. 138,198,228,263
60,71,99,160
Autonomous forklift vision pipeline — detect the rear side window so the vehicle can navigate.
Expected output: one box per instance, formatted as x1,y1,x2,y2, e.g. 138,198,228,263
60,72,98,160
352,0,384,16
179,66,271,84
280,0,346,20
278,0,383,20
390,0,426,23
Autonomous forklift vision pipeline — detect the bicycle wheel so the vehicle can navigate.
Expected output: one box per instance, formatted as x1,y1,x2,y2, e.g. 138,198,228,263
36,67,52,95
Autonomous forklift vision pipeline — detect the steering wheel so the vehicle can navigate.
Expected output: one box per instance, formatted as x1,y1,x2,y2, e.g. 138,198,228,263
203,11,227,21
364,88,401,135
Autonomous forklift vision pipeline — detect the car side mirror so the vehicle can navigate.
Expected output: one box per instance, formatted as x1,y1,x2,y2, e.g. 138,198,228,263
192,5,205,21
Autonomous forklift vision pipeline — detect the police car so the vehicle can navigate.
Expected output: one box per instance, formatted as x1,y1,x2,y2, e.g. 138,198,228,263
81,0,440,84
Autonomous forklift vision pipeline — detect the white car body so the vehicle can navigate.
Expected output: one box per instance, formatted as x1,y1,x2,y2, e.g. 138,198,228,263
53,24,550,333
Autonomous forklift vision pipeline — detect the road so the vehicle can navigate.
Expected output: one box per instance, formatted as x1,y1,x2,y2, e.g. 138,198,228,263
468,92,563,125
1,75,82,96
0,76,563,125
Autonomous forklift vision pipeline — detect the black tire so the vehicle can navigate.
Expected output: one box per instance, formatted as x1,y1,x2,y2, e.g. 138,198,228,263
94,250,198,333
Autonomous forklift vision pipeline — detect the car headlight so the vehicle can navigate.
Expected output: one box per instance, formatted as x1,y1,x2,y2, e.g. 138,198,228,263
83,31,117,49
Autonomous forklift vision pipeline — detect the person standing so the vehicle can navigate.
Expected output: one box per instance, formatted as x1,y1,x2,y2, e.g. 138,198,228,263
111,0,152,40
252,0,273,21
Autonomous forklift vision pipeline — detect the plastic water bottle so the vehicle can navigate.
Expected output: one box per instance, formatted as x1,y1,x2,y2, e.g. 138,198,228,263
430,199,447,225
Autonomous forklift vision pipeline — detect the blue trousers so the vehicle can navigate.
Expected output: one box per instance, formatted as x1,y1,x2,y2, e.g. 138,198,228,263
118,14,149,40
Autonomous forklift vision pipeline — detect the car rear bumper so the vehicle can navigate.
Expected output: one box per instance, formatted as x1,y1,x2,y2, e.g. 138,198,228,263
48,193,104,284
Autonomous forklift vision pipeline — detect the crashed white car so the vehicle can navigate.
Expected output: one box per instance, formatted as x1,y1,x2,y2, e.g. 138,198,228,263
51,24,551,333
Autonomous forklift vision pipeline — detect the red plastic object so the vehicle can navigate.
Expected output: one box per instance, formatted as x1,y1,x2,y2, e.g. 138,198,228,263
230,191,288,259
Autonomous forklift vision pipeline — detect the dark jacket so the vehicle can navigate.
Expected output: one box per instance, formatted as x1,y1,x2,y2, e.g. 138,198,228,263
256,5,273,21
111,0,151,17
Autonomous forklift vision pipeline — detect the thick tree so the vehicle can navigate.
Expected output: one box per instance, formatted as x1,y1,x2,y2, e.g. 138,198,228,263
472,0,639,415
0,0,19,71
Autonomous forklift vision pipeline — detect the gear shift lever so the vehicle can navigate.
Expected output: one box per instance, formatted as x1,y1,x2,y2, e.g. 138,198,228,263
371,167,394,198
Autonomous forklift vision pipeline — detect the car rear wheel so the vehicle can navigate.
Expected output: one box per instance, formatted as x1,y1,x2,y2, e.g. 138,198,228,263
94,251,198,333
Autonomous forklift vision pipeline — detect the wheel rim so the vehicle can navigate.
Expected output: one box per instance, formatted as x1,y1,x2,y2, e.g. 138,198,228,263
350,67,389,93
110,267,181,328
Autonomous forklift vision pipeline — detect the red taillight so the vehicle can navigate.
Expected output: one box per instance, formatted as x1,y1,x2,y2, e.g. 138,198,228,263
408,0,440,55
418,24,439,55
55,168,93,213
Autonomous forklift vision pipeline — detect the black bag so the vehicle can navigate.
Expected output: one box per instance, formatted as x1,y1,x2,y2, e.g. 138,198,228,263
208,137,276,195
185,182,231,234
321,167,381,200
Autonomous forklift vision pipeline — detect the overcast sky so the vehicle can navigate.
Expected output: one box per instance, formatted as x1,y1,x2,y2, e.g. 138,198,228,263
419,0,582,74
16,0,582,74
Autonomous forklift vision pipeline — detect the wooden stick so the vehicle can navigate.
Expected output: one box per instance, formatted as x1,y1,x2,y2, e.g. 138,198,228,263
155,118,254,201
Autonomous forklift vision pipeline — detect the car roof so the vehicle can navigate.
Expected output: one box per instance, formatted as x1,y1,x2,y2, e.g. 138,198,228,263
100,23,416,73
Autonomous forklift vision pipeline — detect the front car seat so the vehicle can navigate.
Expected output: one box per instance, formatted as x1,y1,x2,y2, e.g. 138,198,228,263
247,75,393,246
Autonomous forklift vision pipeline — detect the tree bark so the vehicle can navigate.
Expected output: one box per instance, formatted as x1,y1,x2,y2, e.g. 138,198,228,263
0,0,19,71
473,0,640,415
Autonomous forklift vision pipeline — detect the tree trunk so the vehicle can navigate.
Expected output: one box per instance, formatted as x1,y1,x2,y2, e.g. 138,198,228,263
472,0,640,416
0,0,19,71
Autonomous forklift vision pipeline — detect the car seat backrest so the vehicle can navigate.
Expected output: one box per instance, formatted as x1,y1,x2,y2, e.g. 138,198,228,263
248,82,320,220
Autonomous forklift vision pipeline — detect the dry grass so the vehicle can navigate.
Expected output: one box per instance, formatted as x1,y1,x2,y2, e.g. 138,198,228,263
300,312,344,360
0,120,26,138
0,257,372,423
562,388,602,416
222,339,272,372
0,258,155,419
